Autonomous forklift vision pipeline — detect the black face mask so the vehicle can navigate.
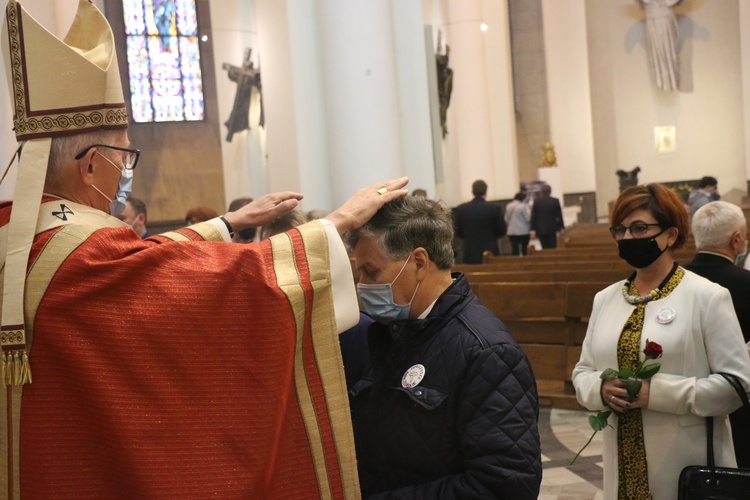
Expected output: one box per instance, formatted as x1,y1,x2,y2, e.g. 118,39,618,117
617,228,669,268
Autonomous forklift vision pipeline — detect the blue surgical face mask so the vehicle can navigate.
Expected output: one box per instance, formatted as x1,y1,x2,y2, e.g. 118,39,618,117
91,152,133,217
735,240,748,266
357,253,420,324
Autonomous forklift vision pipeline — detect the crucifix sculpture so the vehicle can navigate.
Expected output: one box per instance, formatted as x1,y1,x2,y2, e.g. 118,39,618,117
222,48,264,142
435,31,453,138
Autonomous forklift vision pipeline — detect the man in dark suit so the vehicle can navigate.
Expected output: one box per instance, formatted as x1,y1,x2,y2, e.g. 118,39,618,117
453,180,506,264
685,201,750,467
530,184,564,249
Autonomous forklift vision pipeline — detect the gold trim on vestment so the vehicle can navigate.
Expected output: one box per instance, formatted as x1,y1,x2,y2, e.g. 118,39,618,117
183,222,223,242
270,229,333,499
1,140,52,387
0,223,100,499
270,221,361,499
297,223,360,500
158,231,192,242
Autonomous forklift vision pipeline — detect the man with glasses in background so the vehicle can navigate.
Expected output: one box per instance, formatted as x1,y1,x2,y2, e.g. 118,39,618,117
0,1,405,497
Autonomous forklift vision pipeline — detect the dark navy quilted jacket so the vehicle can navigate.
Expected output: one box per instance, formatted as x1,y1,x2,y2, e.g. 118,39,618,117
349,273,542,499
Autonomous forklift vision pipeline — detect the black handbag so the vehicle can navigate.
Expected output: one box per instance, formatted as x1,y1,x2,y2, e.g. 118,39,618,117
678,372,750,500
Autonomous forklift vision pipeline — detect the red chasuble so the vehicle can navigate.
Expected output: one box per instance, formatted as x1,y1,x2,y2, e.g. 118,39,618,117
0,200,360,499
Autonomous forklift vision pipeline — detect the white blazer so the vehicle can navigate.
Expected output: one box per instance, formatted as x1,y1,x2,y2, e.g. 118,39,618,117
572,269,750,500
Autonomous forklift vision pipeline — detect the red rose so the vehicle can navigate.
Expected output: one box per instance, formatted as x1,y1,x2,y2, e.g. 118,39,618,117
643,341,663,359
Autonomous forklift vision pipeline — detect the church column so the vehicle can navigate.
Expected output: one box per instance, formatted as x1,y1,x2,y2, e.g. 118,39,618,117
391,0,438,198
318,0,406,207
442,0,518,204
255,0,333,212
540,0,597,197
209,0,268,206
741,1,750,184
250,0,437,210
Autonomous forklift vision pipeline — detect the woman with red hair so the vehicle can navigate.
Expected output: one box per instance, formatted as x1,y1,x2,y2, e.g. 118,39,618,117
185,206,219,225
573,183,750,499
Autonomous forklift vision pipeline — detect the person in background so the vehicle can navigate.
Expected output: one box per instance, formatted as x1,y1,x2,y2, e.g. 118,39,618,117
453,179,507,263
346,195,541,498
119,196,148,238
227,197,257,243
687,175,719,219
185,206,219,225
685,200,750,467
573,184,750,499
505,192,531,256
530,184,564,249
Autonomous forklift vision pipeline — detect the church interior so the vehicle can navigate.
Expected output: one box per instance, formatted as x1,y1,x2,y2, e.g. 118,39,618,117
3,1,750,498
3,0,748,226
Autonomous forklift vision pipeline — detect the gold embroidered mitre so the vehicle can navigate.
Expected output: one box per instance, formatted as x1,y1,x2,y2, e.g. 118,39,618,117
2,0,128,140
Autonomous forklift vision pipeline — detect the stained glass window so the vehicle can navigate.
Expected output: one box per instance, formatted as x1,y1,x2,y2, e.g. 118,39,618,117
123,0,205,122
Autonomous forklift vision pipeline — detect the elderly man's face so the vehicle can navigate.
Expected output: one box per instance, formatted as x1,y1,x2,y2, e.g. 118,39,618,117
353,236,417,307
85,130,134,213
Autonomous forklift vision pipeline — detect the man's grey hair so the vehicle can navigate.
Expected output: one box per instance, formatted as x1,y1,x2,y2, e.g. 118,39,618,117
691,201,747,249
47,129,122,189
346,196,454,270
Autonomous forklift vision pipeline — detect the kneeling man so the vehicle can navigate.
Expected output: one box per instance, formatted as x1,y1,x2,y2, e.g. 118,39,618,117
346,196,542,499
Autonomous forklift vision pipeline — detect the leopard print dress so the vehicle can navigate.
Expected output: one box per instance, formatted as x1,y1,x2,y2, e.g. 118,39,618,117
616,267,684,499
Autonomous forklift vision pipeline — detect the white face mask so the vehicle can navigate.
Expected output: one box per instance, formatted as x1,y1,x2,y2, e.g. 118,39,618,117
91,151,133,217
356,253,419,324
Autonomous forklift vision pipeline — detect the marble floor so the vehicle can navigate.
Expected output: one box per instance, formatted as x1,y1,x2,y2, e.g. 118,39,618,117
539,407,604,499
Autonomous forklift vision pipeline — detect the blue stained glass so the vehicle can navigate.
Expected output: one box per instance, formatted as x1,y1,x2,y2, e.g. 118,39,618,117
123,0,204,122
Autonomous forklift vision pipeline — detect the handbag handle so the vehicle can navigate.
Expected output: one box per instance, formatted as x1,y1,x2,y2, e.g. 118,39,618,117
705,373,750,469
718,372,750,410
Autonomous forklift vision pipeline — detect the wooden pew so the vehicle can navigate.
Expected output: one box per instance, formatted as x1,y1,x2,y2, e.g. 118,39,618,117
464,269,628,283
472,282,603,345
471,281,606,410
560,223,613,247
561,222,696,249
455,260,634,273
484,248,696,264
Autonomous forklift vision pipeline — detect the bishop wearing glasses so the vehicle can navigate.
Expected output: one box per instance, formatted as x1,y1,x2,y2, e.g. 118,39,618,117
0,1,405,497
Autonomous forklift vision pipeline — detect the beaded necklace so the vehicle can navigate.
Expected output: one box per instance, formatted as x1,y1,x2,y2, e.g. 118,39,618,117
621,283,659,305
621,262,678,305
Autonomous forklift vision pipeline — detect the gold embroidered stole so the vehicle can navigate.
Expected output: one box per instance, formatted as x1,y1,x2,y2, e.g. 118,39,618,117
269,223,360,499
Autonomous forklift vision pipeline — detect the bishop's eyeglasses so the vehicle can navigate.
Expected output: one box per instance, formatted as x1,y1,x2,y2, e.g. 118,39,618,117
609,222,662,240
75,144,141,171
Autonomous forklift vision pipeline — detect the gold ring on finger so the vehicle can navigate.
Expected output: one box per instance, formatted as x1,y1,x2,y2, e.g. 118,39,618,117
377,187,388,195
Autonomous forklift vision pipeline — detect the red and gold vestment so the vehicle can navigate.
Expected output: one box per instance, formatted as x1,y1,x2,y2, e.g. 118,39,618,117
0,198,360,499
